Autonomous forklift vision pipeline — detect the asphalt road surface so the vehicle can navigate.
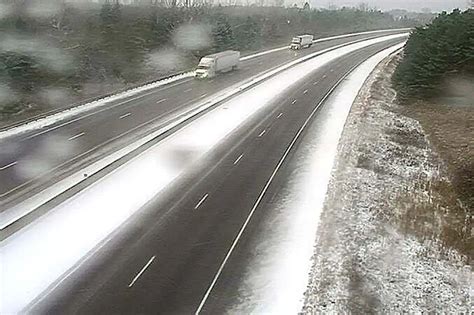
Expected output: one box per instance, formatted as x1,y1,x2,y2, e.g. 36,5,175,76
0,29,405,209
29,38,404,314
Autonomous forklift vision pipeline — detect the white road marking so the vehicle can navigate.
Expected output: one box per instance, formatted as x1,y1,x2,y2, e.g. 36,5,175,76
322,74,327,79
330,69,334,72
0,161,17,171
277,113,283,119
303,89,308,94
68,132,85,141
184,88,193,93
194,193,209,210
128,256,156,288
119,113,131,119
233,154,244,165
258,129,266,137
200,94,207,98
313,81,319,85
291,100,297,105
195,67,356,314
156,98,167,104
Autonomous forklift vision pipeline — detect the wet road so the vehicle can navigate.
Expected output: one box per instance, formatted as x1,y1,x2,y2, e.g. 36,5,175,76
29,38,405,314
0,29,406,210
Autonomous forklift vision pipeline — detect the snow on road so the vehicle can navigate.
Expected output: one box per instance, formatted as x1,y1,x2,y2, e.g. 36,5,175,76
226,44,405,314
1,35,405,313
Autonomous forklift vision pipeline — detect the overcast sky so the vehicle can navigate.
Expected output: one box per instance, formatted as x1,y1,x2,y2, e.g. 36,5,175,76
313,0,469,11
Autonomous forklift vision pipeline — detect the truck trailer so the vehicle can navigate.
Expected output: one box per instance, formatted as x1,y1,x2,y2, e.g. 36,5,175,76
290,34,314,50
195,50,240,79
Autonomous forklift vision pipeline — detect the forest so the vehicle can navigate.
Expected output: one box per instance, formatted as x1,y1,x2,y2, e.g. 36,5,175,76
0,2,419,118
393,9,474,101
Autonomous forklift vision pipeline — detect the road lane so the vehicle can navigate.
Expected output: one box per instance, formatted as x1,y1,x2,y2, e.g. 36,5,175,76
0,29,406,202
30,39,404,314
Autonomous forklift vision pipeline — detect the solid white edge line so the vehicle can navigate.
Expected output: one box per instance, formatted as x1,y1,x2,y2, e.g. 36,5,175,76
128,256,156,288
194,52,371,314
194,194,209,210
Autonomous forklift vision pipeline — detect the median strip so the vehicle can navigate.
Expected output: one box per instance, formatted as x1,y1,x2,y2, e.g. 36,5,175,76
1,36,407,314
0,33,408,233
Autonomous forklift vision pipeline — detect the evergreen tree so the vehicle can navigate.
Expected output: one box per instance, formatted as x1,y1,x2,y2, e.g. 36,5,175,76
393,9,474,101
212,15,235,51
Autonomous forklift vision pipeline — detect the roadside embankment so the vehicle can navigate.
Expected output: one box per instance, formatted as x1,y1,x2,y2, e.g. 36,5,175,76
302,52,472,313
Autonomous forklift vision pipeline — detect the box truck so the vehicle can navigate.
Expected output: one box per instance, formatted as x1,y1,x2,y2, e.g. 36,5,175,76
195,50,240,79
290,35,314,50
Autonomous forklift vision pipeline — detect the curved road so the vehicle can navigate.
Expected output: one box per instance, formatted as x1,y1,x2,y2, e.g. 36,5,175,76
0,29,406,211
26,38,405,314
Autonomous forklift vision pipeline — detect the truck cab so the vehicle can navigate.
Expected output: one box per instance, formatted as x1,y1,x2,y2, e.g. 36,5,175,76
195,58,215,79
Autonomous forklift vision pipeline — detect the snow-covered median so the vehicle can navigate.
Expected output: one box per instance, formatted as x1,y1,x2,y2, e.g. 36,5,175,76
1,35,406,314
0,29,408,141
0,33,407,231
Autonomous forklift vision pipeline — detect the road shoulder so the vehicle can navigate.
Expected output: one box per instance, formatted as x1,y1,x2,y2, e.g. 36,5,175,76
302,53,472,313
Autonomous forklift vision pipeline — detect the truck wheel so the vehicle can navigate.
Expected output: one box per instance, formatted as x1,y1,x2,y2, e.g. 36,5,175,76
308,44,312,48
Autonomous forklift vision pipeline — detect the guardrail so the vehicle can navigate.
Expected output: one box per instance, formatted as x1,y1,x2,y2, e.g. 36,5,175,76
0,33,409,235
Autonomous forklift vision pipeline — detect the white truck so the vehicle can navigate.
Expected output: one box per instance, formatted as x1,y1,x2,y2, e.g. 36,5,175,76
195,50,240,79
290,34,314,50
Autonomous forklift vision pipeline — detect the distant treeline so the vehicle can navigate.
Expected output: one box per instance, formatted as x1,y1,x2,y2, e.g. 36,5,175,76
0,3,419,118
393,9,474,101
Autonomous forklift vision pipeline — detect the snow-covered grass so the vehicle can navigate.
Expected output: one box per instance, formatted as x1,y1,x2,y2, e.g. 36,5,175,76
0,34,407,314
0,33,408,231
302,50,472,313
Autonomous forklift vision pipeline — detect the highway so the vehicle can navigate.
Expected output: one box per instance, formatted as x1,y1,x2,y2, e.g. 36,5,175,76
24,37,406,314
0,29,406,215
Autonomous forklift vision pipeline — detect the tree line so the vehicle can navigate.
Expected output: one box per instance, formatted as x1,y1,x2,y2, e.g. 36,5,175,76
393,9,474,102
0,3,419,118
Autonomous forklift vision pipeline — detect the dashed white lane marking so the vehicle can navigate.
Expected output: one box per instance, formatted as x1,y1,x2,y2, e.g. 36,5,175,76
119,113,131,119
68,132,85,141
277,113,283,119
128,256,156,288
195,68,354,313
330,69,334,72
200,94,207,98
156,98,167,104
322,74,327,79
0,161,17,171
258,129,266,137
303,89,308,94
184,88,193,93
233,154,244,165
194,193,209,210
313,81,319,85
291,100,297,105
